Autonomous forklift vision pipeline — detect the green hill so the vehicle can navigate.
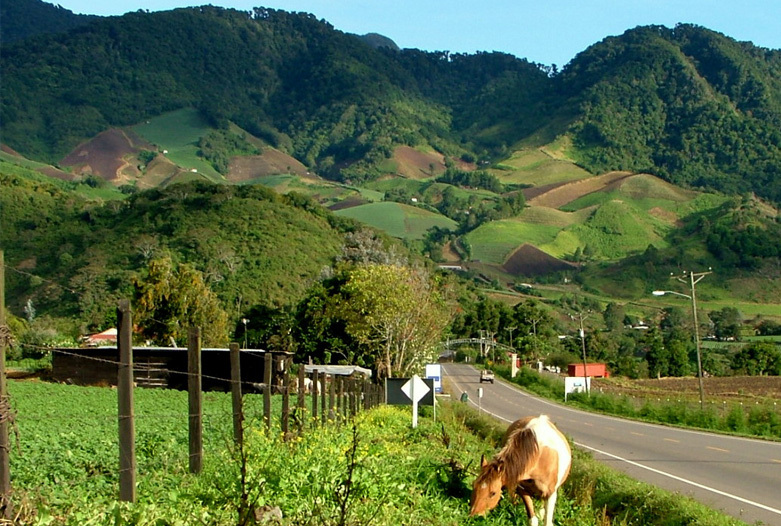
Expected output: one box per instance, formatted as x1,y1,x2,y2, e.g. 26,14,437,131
0,169,356,327
1,5,779,203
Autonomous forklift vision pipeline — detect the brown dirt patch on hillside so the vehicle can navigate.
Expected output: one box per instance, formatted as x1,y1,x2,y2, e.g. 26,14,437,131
648,206,681,226
60,128,152,182
522,181,570,201
502,244,577,276
393,146,446,179
441,241,462,263
1,144,22,156
527,171,633,209
328,197,368,211
226,149,309,182
38,165,78,181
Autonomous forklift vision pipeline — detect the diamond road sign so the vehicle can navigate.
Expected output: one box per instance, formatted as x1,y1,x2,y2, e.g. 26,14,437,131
401,374,430,403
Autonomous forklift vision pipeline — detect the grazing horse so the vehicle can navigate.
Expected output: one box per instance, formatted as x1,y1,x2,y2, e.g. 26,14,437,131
470,415,571,526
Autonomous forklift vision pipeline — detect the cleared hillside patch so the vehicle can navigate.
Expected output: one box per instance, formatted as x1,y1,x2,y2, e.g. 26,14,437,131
491,148,590,187
502,243,577,276
226,148,309,182
334,201,456,239
59,128,152,183
466,219,561,264
391,145,446,179
527,171,633,208
131,108,222,181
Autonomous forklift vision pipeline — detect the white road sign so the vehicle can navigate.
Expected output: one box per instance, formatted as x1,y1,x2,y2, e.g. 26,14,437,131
401,374,430,427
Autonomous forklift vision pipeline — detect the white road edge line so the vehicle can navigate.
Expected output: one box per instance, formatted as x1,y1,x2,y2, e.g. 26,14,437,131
575,442,781,517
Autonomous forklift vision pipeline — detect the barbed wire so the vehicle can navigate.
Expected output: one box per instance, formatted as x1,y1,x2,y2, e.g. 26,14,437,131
13,343,290,393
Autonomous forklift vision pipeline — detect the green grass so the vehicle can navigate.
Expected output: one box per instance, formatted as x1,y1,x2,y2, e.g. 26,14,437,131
334,201,457,239
131,108,223,181
0,156,126,200
7,380,745,526
465,219,562,263
489,148,590,187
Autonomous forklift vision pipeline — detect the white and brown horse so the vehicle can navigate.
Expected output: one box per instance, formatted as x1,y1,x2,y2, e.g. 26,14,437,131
470,415,571,526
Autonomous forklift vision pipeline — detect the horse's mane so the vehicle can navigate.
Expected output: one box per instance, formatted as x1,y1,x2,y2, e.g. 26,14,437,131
497,416,541,499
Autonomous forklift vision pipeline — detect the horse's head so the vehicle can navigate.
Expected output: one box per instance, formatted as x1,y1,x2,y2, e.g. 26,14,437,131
469,454,504,516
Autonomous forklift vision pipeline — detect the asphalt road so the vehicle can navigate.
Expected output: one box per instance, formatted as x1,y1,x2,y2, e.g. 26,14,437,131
442,363,781,525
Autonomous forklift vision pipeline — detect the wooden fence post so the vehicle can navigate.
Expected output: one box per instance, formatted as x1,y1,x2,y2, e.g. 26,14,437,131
297,366,305,433
117,299,136,502
328,374,336,422
311,369,319,425
264,353,272,431
0,251,12,517
229,343,243,446
319,372,327,426
188,327,202,474
281,357,290,438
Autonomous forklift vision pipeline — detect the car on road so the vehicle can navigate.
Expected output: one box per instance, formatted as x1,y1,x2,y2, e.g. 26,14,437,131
479,369,495,383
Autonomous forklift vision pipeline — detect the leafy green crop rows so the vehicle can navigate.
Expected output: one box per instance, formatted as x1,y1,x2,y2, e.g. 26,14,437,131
7,380,745,525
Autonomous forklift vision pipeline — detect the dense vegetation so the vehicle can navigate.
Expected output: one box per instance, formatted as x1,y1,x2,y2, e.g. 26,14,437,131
0,167,355,333
0,0,98,43
7,380,746,525
2,3,780,203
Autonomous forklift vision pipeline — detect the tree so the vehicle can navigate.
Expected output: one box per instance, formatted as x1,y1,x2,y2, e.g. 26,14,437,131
338,263,451,378
731,343,781,376
134,257,230,347
603,302,625,332
709,307,742,341
641,328,669,378
666,339,691,376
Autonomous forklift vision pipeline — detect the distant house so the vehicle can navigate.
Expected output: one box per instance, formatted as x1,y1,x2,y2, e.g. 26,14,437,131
83,328,117,346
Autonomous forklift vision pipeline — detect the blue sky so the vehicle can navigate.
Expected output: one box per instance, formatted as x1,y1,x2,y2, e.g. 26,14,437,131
52,1,781,67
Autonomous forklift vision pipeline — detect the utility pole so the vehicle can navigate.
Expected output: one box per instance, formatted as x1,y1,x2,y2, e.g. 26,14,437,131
0,251,12,518
506,327,516,350
572,311,591,395
653,268,711,410
679,270,711,410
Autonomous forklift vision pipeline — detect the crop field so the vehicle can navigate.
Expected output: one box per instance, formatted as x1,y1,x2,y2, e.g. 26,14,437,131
466,219,562,263
5,379,746,526
593,375,781,403
335,201,456,239
490,149,590,187
131,108,222,181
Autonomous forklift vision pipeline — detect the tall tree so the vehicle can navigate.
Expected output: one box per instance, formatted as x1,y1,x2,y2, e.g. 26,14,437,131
133,257,229,347
338,263,451,378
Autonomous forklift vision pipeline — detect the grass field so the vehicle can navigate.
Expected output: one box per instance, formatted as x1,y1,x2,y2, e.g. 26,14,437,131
334,201,457,239
7,380,747,526
490,148,589,187
466,220,562,263
131,108,223,181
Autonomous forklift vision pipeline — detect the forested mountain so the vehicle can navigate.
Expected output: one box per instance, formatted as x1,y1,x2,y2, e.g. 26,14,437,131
0,0,99,43
1,2,780,204
560,24,781,203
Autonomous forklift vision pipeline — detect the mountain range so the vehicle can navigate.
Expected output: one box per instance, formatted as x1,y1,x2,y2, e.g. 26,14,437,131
1,0,780,328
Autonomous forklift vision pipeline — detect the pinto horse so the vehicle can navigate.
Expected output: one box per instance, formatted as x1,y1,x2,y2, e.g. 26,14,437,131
470,415,571,526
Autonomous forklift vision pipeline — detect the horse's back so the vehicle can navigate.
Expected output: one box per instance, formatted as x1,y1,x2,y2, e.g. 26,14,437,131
509,415,571,490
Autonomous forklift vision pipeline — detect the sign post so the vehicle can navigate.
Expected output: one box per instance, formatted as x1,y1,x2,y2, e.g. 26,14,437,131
401,375,430,428
477,386,484,414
